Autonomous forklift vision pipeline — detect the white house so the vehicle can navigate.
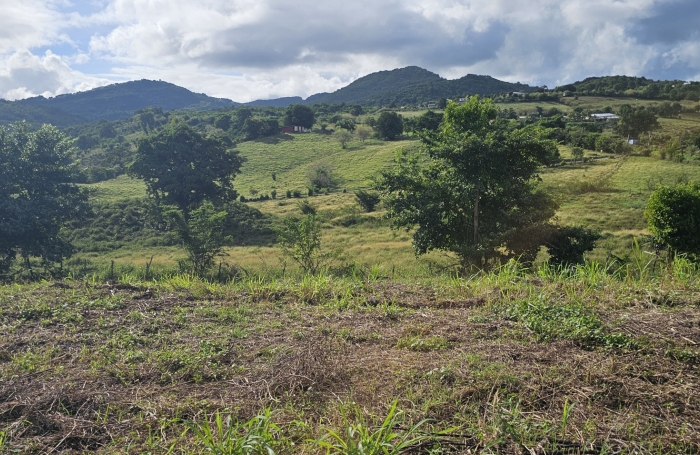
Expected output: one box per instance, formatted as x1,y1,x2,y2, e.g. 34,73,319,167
590,113,620,122
512,92,526,97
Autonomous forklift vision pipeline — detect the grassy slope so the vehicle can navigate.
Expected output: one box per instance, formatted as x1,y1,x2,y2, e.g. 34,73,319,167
75,96,700,271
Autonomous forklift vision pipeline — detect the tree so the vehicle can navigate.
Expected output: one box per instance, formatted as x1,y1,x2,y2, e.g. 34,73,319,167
571,147,584,163
616,105,659,146
645,183,700,258
355,125,372,143
376,111,403,140
278,215,328,274
335,118,356,131
546,226,601,266
437,98,448,109
414,111,443,132
333,129,353,149
307,163,340,190
166,201,229,276
376,97,560,268
285,104,315,129
0,122,88,275
129,121,244,212
355,190,381,212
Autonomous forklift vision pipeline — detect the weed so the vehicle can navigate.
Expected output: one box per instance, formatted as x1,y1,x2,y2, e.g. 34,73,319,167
316,400,451,455
396,335,449,352
190,409,280,455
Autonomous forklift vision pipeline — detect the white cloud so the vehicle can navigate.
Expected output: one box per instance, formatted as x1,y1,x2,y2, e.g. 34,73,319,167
2,0,700,101
0,50,108,100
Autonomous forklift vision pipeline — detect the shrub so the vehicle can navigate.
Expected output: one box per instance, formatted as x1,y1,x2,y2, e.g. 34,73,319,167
297,199,317,215
355,190,381,212
286,189,292,198
645,182,700,258
278,215,327,274
292,190,302,198
271,189,277,199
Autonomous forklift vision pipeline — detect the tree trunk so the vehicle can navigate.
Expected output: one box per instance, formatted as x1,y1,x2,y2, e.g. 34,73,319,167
473,185,480,245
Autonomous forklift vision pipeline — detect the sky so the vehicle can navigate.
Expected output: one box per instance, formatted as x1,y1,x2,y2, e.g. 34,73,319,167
1,0,699,103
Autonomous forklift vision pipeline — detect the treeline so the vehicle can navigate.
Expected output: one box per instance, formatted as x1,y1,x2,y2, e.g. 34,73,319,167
555,76,700,101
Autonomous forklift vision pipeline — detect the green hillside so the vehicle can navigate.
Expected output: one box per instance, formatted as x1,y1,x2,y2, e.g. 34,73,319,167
305,67,535,107
556,75,700,101
16,79,236,122
0,99,88,127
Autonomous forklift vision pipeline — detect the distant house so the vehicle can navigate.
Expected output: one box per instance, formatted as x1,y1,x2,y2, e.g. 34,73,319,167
512,92,526,97
591,113,620,122
427,102,437,108
458,98,466,103
282,125,310,133
628,139,639,145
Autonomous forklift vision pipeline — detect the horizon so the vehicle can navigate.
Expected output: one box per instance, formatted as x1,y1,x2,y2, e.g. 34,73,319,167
2,1,700,103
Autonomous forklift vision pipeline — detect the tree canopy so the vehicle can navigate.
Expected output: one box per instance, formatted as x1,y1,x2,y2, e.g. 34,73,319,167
129,121,244,212
285,104,315,129
0,122,88,274
376,111,403,140
376,97,561,268
645,182,700,258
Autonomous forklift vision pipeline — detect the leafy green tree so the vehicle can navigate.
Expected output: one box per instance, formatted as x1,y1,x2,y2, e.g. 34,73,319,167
278,215,328,274
545,226,601,266
285,104,315,129
335,118,356,131
333,129,353,149
0,122,88,274
645,183,700,258
376,111,403,140
307,163,340,190
129,121,244,212
166,201,229,276
616,105,659,145
571,147,584,163
376,97,560,268
414,111,443,132
355,125,372,143
355,190,381,212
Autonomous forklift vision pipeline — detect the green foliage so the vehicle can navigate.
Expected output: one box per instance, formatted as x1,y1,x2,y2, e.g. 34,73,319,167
242,118,279,140
645,182,700,258
278,215,327,274
377,97,560,268
190,409,279,455
297,199,317,215
571,147,584,163
285,104,315,129
167,201,230,276
0,122,88,274
616,105,659,140
307,163,340,190
545,226,601,267
129,121,244,211
355,125,372,143
316,400,444,455
376,112,403,140
333,129,353,149
500,297,636,349
556,76,700,101
354,190,381,212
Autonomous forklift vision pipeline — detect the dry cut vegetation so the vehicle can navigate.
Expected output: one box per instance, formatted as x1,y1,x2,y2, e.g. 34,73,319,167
1,261,700,454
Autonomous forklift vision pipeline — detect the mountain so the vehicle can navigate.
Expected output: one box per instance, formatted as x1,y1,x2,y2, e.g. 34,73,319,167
246,96,303,107
16,80,237,123
0,99,88,127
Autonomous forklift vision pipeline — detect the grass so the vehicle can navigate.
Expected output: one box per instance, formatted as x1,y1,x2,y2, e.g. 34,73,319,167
1,261,699,453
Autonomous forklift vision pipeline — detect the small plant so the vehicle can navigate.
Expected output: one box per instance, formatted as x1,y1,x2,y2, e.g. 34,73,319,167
271,189,277,199
396,335,449,352
190,409,279,455
292,190,302,198
354,190,381,212
571,147,584,163
286,189,292,198
308,187,314,197
278,215,328,275
297,199,317,215
316,400,448,455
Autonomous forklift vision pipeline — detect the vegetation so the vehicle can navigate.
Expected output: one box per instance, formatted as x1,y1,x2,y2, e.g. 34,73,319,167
0,122,88,276
3,77,700,454
377,97,563,268
556,75,700,101
645,182,700,258
375,111,403,140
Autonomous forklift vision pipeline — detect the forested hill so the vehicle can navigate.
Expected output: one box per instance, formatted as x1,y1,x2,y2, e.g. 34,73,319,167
15,80,237,122
305,66,443,105
302,67,535,106
555,75,700,101
355,73,536,107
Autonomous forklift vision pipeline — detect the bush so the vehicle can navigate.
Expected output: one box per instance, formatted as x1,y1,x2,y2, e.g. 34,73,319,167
286,189,292,198
355,190,381,212
546,226,601,266
297,199,317,215
645,182,700,258
278,215,328,274
307,163,340,190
